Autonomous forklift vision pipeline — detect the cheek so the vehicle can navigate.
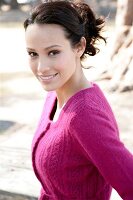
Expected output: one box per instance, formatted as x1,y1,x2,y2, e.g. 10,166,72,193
29,60,38,75
56,52,76,71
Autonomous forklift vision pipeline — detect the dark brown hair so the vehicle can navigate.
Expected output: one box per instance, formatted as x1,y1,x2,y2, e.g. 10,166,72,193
24,0,106,59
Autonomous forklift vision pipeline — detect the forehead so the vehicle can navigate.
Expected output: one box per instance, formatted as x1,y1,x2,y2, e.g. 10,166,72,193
25,23,69,48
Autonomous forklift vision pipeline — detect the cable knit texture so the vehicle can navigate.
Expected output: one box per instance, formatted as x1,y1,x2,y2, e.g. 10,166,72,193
32,83,133,200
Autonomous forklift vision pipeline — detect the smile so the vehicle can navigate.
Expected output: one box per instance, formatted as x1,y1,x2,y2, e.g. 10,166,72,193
38,73,58,81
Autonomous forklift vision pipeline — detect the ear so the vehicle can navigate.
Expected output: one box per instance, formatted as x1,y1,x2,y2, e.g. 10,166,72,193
75,37,86,58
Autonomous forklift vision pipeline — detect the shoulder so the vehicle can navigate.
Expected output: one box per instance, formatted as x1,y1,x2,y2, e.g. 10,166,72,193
68,83,118,136
45,91,56,102
68,83,114,119
38,91,56,121
42,91,56,108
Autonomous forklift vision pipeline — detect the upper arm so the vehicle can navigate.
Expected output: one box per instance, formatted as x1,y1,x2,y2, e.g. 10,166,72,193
70,107,133,199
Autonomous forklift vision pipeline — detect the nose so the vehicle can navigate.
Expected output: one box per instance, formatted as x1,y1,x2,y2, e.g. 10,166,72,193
37,57,50,74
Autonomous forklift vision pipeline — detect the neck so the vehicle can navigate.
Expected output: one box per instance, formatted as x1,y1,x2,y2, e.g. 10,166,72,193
56,70,90,109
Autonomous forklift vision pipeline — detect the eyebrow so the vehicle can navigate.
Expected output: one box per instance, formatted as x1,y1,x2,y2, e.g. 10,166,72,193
26,45,62,51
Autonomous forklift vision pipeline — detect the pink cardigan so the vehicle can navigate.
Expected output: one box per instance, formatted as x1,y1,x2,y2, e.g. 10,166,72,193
32,83,133,200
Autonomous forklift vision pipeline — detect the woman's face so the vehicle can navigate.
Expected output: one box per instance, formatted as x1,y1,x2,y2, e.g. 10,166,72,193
25,23,85,92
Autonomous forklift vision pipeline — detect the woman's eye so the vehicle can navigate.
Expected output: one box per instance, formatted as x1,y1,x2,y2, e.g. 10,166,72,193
28,52,38,57
49,50,60,56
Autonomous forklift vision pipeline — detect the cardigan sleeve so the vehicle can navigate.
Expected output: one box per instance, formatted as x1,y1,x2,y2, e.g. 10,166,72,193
69,106,133,200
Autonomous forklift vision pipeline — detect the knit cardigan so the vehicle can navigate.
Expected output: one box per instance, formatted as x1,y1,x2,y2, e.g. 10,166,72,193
32,83,133,200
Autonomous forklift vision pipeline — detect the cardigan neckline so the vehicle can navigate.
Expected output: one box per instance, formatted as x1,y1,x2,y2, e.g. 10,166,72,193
47,82,96,127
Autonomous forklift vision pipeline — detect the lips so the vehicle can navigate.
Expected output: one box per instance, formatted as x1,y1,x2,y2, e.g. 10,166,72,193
38,73,58,81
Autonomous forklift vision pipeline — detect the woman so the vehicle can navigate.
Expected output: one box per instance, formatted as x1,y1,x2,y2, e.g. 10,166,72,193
24,1,133,199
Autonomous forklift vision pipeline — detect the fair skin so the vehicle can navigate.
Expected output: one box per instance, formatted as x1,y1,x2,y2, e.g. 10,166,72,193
25,23,90,110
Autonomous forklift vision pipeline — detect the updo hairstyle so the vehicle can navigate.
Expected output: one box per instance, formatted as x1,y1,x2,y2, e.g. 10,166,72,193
24,0,106,60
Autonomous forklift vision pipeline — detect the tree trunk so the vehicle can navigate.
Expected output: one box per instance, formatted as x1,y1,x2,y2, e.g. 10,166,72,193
100,0,133,92
10,0,19,10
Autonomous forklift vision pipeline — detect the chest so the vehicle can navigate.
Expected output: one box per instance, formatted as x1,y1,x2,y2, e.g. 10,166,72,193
33,124,92,181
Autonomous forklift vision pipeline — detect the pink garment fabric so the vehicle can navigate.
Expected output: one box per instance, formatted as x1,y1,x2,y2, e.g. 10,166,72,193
32,83,133,200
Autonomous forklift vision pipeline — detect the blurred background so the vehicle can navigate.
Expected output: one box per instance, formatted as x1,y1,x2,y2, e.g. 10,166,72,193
0,0,133,199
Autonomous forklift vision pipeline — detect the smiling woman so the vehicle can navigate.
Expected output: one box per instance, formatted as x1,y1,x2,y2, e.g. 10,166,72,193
24,1,133,200
25,23,87,94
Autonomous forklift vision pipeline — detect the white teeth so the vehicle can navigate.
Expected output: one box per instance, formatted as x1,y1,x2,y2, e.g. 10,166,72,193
39,73,57,81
